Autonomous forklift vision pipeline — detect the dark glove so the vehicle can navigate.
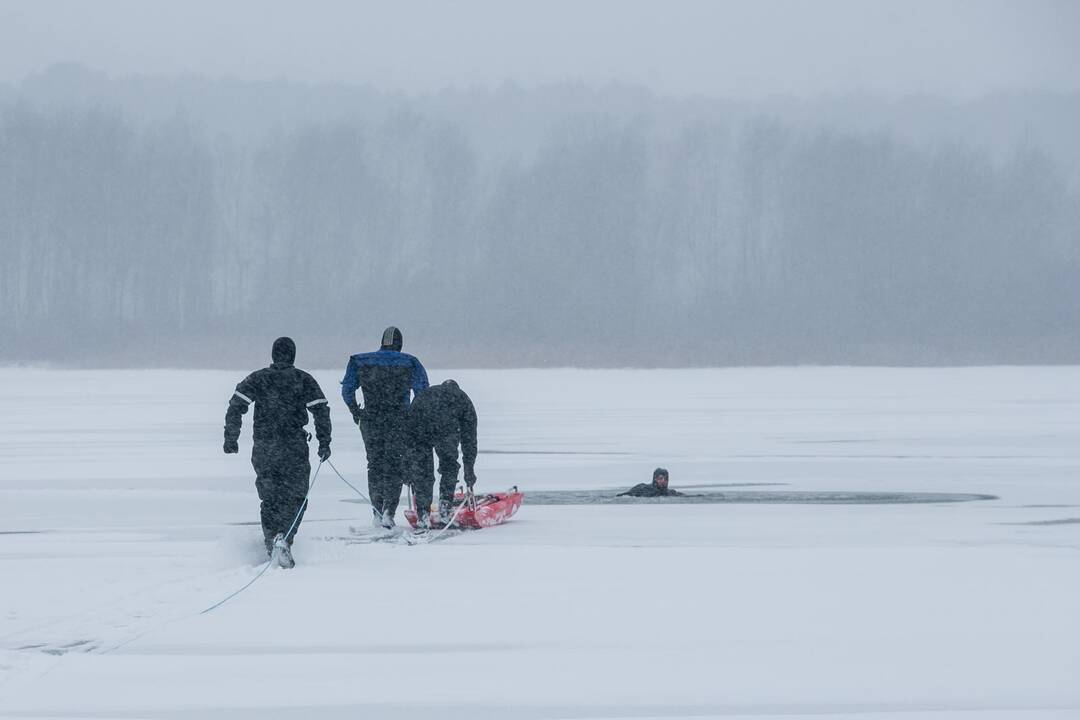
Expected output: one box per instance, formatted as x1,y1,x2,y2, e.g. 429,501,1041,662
223,440,239,454
318,445,331,462
350,408,362,426
464,469,476,488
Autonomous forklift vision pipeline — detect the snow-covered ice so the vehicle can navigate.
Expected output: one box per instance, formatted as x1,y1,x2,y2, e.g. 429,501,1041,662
1,367,1078,719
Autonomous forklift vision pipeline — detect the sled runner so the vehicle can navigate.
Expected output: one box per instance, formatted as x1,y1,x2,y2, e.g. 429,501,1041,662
405,486,524,530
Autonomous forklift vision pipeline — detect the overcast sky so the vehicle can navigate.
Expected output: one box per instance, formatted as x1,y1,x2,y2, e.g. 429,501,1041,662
1,0,1077,98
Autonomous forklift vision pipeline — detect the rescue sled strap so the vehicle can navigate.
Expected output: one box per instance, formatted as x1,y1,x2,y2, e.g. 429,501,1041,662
326,459,371,503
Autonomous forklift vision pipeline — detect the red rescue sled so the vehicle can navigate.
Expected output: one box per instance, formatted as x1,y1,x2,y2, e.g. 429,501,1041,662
405,486,524,530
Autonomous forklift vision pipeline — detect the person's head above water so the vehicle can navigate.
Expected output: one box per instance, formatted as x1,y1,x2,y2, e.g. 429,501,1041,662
380,326,403,352
652,467,669,489
272,336,296,365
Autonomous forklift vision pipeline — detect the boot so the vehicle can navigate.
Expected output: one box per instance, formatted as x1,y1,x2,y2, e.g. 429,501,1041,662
415,510,431,532
381,509,396,529
272,533,295,569
438,499,454,527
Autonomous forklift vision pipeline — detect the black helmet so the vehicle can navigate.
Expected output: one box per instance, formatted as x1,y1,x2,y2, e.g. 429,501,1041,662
380,326,403,352
272,336,296,364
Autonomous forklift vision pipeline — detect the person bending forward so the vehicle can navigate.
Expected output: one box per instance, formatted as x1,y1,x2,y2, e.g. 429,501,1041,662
407,379,478,528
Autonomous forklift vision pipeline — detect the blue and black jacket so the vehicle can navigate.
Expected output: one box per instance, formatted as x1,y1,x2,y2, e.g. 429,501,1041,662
341,349,429,421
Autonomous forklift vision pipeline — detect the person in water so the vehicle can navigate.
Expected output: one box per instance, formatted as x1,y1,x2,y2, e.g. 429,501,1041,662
618,467,683,497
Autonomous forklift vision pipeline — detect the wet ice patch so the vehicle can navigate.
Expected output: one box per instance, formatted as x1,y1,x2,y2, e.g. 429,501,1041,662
479,449,632,455
522,489,998,505
677,482,788,490
15,639,100,656
1007,517,1080,527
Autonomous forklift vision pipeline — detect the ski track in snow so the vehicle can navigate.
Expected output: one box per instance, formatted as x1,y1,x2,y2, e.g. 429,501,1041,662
1,367,1079,718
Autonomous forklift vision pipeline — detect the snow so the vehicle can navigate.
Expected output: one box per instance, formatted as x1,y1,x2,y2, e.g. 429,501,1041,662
1,367,1078,719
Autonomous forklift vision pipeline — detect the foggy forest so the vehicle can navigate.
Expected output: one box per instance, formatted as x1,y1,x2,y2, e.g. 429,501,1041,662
4,3,1080,717
2,64,1079,367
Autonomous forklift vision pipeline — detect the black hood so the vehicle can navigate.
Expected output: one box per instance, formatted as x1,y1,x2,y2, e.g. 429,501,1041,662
380,326,403,352
272,336,296,364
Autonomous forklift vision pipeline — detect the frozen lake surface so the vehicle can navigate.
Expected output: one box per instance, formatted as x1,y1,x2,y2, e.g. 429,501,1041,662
1,367,1078,719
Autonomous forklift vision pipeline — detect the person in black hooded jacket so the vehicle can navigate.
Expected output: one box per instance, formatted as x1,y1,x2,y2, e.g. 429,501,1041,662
618,468,683,498
406,379,477,528
224,337,331,567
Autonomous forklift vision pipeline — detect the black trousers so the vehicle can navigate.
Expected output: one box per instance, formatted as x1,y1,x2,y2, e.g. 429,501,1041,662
251,442,310,551
408,430,461,516
358,411,407,518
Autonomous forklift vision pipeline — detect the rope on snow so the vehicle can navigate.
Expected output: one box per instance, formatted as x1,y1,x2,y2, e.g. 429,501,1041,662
326,458,371,502
200,459,323,614
201,457,457,612
417,486,474,543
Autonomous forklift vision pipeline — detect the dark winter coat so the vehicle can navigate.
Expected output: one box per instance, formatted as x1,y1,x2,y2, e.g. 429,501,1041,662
225,361,332,452
617,483,684,498
407,380,478,475
340,349,429,420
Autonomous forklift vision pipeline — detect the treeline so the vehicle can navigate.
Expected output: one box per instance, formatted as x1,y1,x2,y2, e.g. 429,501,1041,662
1,81,1079,366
